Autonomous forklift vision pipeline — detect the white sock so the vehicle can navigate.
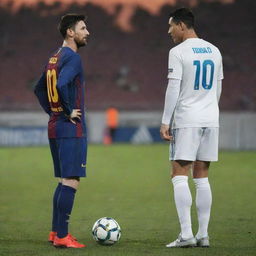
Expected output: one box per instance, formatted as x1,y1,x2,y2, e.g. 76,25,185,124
172,176,193,239
193,177,212,239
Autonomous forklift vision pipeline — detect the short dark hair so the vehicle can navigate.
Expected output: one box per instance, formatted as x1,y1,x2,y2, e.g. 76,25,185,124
170,8,195,29
58,13,86,38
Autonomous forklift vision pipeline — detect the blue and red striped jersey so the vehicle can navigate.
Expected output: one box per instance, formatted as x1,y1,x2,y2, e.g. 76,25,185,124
34,47,86,138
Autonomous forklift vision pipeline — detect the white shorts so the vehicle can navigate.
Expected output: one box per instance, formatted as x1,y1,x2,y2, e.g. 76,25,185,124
170,127,219,162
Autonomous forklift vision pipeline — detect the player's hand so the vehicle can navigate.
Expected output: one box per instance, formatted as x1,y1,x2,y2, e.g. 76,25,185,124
160,124,172,141
69,109,81,124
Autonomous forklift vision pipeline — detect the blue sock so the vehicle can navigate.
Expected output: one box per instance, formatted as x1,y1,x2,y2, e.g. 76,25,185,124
57,185,76,238
51,182,62,232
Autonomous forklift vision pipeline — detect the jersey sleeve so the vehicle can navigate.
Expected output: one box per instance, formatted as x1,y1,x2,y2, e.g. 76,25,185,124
218,55,224,80
34,70,51,115
161,79,181,125
57,55,81,116
167,48,182,80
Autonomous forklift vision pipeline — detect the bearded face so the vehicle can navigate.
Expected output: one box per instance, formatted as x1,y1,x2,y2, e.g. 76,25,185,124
73,20,89,48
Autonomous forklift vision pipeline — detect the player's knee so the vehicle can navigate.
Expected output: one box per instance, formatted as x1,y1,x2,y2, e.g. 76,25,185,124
171,170,189,178
171,160,192,178
193,169,208,178
193,161,210,178
62,177,80,189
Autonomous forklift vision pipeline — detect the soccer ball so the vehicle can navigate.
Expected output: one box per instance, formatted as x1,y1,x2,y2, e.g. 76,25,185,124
92,217,121,245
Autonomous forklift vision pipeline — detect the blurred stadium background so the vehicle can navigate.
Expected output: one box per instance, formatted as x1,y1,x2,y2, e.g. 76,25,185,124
0,0,255,148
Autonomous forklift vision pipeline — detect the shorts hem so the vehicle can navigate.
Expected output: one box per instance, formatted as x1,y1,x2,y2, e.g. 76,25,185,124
170,157,218,162
54,175,86,178
170,157,195,161
196,158,218,162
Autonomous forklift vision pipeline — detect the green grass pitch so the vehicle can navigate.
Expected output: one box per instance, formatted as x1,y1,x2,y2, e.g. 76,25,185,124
1,145,256,256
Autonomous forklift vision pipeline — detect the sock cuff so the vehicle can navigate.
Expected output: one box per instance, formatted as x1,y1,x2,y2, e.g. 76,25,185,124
193,177,210,189
193,177,209,183
61,185,77,194
172,175,188,186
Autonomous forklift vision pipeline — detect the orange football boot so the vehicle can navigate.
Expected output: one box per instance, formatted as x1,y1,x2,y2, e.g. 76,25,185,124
53,233,86,248
48,231,57,243
48,231,77,243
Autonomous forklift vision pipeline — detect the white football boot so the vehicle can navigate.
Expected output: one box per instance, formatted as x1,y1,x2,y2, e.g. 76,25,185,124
196,236,210,247
166,234,196,248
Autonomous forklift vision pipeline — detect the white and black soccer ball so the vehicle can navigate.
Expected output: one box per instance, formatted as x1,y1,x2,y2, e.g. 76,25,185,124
92,217,121,245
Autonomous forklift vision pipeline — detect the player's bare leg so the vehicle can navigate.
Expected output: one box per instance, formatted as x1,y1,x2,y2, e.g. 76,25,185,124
193,161,211,247
166,160,196,248
172,160,192,177
193,161,210,178
62,177,80,190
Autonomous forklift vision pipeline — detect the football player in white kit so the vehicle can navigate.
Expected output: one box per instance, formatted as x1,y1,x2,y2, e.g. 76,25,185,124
160,8,223,248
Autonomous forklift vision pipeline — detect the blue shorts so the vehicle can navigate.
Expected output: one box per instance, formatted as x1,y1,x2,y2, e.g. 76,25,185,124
49,137,87,178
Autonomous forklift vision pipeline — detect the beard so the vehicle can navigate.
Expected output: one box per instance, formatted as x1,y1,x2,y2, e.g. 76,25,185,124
74,37,86,48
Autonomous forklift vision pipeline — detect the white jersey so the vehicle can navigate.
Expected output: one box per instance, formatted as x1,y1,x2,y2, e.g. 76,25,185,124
168,38,223,128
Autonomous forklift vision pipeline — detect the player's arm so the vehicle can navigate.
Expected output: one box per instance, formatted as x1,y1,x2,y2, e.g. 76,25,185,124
217,80,222,102
56,55,81,119
217,55,224,103
160,48,182,141
34,71,51,115
160,78,181,141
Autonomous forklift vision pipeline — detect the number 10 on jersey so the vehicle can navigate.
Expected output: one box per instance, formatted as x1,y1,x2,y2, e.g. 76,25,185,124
193,60,214,90
47,69,58,103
